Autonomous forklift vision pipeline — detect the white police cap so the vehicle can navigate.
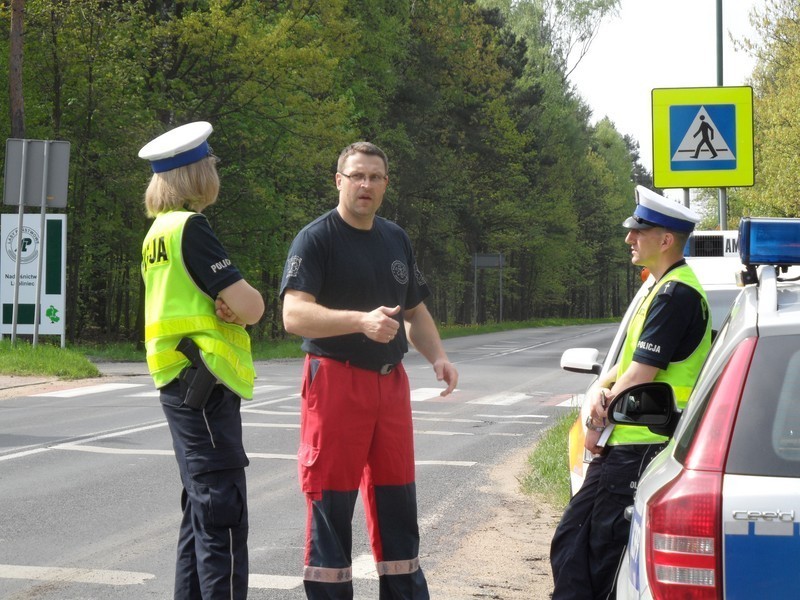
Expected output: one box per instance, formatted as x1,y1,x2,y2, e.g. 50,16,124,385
138,121,213,173
623,185,701,233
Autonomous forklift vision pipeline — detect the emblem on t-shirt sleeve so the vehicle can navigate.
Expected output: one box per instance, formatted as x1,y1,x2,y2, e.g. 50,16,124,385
414,263,427,286
287,255,302,278
391,260,409,284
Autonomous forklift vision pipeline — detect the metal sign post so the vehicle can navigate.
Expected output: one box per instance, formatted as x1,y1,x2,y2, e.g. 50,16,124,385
10,140,29,344
472,253,504,323
2,138,70,346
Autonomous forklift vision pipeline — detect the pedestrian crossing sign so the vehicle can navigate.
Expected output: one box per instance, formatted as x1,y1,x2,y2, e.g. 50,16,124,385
652,86,754,188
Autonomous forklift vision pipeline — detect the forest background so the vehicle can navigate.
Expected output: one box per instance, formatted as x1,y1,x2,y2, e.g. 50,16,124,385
0,0,797,345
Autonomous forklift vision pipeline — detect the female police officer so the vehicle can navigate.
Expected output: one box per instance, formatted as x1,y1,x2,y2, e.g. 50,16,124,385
139,121,264,599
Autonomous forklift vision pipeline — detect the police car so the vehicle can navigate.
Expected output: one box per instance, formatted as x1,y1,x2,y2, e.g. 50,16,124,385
561,230,742,495
609,217,800,599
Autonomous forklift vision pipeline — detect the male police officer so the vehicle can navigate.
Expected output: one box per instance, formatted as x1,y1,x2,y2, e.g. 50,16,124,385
550,186,712,599
140,122,264,599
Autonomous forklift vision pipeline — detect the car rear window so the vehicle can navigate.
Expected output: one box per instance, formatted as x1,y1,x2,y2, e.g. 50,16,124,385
726,335,800,476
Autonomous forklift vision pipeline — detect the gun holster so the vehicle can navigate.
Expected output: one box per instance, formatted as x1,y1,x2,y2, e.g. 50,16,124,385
176,337,218,410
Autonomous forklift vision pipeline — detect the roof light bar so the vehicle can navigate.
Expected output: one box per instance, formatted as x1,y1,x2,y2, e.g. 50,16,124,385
738,217,800,268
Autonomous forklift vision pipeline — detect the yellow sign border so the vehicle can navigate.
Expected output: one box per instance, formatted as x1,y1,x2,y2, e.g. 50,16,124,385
652,86,754,189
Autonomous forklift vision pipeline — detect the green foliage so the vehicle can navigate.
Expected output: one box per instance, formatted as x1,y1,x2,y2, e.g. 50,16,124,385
0,0,646,344
736,0,800,221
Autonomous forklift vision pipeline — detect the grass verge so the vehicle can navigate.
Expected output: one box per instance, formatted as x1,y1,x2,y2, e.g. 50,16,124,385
0,339,100,379
519,408,579,510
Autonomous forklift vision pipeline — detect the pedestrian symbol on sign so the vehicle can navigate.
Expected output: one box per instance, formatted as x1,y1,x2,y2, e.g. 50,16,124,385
670,104,736,171
692,116,717,159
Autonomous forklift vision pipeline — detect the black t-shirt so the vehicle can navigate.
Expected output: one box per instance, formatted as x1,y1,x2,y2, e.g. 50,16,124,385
182,214,242,297
632,261,709,369
279,209,430,369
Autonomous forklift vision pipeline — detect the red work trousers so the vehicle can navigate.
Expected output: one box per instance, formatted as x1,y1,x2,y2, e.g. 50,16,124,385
297,355,429,599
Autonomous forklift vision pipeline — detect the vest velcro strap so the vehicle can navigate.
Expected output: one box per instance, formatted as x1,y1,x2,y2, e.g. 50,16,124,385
303,565,352,583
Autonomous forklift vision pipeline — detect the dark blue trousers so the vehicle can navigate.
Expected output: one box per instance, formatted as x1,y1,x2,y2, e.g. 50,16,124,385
161,380,249,600
550,444,664,600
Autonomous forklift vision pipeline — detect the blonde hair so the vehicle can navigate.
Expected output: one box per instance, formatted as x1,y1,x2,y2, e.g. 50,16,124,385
144,156,220,217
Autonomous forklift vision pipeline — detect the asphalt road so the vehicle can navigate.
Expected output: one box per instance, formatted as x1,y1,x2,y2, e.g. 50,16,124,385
0,324,616,599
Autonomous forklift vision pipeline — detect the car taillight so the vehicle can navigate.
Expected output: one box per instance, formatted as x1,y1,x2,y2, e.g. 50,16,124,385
645,337,757,600
646,470,721,599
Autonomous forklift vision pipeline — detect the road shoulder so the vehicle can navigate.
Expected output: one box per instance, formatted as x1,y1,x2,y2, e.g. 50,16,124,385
426,443,560,599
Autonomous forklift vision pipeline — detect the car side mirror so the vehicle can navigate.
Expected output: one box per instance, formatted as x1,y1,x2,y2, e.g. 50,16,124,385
607,381,681,438
560,348,602,376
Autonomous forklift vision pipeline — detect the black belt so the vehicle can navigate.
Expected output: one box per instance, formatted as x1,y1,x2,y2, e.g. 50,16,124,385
312,355,397,375
348,360,396,375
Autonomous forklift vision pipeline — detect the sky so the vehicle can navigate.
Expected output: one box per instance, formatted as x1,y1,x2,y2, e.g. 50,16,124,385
569,0,765,182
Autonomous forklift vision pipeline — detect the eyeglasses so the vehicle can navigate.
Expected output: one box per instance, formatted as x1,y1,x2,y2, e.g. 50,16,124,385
338,171,387,185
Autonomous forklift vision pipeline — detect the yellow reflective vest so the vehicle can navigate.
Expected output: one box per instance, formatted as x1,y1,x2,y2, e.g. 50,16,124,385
141,210,255,399
608,264,711,445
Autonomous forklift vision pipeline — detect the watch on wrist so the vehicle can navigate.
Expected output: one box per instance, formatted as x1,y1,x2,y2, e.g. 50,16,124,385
585,415,606,432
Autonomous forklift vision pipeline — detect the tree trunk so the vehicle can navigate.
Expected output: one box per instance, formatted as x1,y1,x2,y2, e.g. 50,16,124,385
9,0,25,138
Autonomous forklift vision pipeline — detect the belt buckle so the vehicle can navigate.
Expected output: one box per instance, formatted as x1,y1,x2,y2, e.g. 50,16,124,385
379,363,394,375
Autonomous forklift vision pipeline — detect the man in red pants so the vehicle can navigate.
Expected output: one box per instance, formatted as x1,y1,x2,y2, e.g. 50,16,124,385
280,141,458,599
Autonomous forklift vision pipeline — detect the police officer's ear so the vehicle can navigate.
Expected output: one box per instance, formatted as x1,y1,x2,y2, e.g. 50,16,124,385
660,230,676,251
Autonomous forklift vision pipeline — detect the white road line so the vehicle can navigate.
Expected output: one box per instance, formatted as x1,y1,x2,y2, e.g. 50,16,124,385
32,383,144,398
557,395,583,408
241,408,301,416
252,384,292,393
0,448,49,462
243,423,300,429
414,430,473,436
53,445,172,456
410,388,448,402
475,413,549,419
0,564,154,585
467,392,530,406
248,453,297,460
416,460,476,466
0,564,307,590
412,417,483,423
0,423,168,462
45,447,477,465
57,423,168,444
129,390,160,397
247,396,300,407
249,573,304,589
